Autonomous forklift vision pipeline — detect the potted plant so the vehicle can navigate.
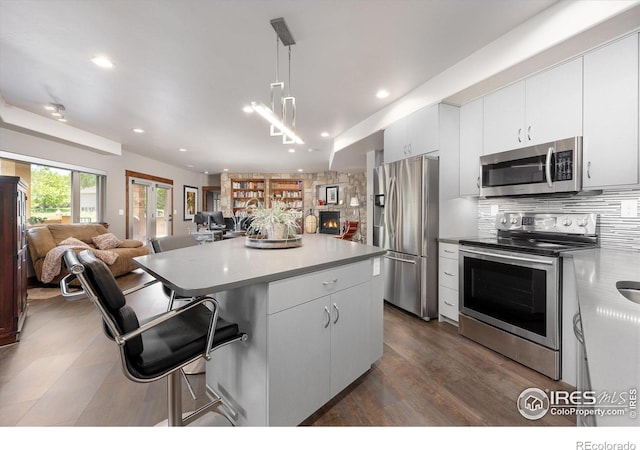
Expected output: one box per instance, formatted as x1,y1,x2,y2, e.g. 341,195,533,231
246,201,301,240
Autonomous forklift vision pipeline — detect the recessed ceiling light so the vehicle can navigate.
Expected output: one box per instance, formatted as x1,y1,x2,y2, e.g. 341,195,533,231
376,89,390,99
288,148,295,153
204,171,209,174
223,168,229,172
132,128,145,134
242,105,253,113
320,132,329,138
91,55,114,69
297,169,303,172
44,105,55,111
178,148,188,152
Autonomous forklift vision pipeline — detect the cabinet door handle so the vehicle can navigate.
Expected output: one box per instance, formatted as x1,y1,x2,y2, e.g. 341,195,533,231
476,176,480,189
322,278,338,286
517,128,522,143
444,301,455,307
332,303,340,324
444,271,455,277
324,306,331,328
587,161,591,179
444,249,455,254
527,125,531,141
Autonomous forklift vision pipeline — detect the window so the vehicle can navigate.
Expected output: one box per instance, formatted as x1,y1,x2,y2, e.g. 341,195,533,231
0,154,106,225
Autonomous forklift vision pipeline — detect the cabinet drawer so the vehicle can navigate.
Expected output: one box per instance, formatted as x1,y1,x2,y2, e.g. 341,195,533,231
268,260,370,314
438,286,459,322
439,257,458,290
439,242,459,260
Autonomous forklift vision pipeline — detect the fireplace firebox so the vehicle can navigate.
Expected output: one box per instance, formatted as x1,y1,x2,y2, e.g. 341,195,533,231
319,211,340,235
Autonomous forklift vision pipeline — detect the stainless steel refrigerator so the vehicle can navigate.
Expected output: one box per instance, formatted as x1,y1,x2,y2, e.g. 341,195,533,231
373,155,439,319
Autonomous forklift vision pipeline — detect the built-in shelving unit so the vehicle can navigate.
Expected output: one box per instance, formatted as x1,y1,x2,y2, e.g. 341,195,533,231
231,179,265,213
269,179,304,209
269,179,304,233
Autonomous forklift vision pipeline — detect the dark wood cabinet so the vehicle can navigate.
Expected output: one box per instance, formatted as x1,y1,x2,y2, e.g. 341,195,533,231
0,176,28,346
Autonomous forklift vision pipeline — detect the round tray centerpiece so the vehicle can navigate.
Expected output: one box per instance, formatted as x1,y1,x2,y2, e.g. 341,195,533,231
244,201,303,249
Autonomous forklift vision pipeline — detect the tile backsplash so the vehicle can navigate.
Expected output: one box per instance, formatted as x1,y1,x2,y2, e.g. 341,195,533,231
478,190,640,252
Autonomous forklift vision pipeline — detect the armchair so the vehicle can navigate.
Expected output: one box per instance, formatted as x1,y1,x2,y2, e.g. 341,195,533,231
336,220,359,241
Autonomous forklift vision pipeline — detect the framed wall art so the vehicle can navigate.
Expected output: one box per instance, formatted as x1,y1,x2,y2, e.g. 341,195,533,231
184,185,197,221
326,186,338,205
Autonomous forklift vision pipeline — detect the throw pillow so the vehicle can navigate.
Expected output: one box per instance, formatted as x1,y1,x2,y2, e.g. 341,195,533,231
92,233,123,250
58,237,89,247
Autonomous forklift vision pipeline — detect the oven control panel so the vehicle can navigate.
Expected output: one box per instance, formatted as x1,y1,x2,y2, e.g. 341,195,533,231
495,213,597,235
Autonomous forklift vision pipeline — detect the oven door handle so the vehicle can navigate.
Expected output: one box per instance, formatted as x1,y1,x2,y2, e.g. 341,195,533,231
545,146,554,188
461,248,554,265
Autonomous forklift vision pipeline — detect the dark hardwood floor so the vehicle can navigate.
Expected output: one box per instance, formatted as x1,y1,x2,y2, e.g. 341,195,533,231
1,270,574,427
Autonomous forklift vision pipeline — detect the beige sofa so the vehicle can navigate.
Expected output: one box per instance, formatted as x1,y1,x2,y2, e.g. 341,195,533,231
27,224,149,285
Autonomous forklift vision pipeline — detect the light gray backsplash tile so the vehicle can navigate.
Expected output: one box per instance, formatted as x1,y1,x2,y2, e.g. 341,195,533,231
478,190,640,252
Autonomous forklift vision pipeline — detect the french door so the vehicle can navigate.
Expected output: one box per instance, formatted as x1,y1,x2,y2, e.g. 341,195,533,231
128,176,173,243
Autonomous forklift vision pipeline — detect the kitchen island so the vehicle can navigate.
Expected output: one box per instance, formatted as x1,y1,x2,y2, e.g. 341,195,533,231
133,234,385,426
568,248,640,427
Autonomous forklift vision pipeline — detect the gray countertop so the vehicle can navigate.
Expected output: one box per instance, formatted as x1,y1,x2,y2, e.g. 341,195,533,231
134,234,386,297
568,248,640,426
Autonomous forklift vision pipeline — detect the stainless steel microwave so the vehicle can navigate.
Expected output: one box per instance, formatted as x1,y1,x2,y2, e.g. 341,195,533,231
480,136,582,197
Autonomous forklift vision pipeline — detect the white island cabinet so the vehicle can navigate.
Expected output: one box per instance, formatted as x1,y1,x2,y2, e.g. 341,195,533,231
133,234,384,426
267,262,374,425
137,235,388,427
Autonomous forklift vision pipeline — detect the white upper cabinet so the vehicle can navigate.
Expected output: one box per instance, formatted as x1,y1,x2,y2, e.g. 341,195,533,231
525,58,583,145
383,119,407,164
483,58,583,155
459,97,483,196
406,103,440,156
583,33,639,189
483,80,526,154
383,103,442,164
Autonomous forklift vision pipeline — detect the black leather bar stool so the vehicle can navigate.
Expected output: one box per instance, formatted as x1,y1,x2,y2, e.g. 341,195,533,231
61,249,247,426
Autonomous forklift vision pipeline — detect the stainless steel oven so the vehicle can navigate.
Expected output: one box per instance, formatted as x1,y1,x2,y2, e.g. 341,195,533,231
480,136,582,197
460,246,559,350
458,212,598,380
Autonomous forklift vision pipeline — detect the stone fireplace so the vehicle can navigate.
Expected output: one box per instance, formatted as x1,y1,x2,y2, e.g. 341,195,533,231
319,211,340,235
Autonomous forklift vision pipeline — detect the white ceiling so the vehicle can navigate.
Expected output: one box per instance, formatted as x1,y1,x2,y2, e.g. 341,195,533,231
0,0,602,175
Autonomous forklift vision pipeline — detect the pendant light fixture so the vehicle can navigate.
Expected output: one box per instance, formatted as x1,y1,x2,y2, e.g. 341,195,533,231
251,17,304,145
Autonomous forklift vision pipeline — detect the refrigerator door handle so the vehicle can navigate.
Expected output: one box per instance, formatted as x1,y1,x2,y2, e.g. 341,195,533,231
383,174,391,245
383,255,417,264
392,176,399,243
388,177,396,239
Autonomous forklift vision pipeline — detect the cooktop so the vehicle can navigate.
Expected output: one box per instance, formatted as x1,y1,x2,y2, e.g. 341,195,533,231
459,212,599,257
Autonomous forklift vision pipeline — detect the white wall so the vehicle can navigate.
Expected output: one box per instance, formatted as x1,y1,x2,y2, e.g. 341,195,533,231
0,126,206,238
